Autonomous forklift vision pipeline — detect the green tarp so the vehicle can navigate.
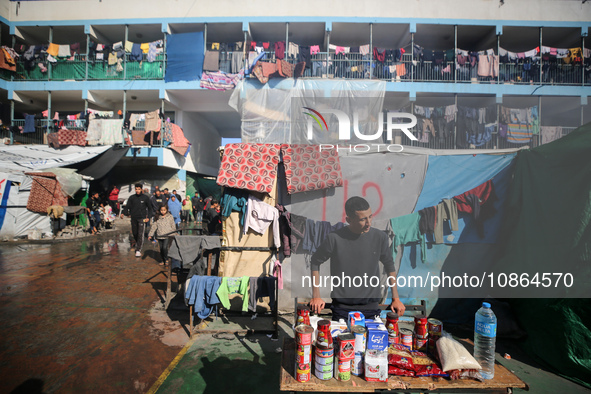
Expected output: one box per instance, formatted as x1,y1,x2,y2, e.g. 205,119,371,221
499,123,591,388
186,173,221,201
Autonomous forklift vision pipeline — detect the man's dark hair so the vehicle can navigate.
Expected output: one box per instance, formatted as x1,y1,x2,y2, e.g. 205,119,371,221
345,196,370,218
135,183,143,189
164,188,169,192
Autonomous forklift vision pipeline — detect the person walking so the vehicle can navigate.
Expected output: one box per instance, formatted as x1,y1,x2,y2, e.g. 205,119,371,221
148,205,177,266
181,195,193,224
87,191,102,235
167,194,182,227
121,183,153,257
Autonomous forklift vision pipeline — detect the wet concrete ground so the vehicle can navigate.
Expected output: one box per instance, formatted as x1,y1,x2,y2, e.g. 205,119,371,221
0,229,190,393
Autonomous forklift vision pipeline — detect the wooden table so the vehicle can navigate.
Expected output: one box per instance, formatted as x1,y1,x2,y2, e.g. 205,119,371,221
280,338,528,393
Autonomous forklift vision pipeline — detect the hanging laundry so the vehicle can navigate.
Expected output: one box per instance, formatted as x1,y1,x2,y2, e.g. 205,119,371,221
310,45,320,55
216,276,250,312
274,41,285,60
86,119,124,145
385,213,426,263
185,276,222,319
302,219,333,254
46,43,59,57
359,44,370,55
540,126,562,144
144,110,160,132
203,50,220,71
125,41,133,52
280,144,343,194
243,195,281,247
434,199,459,244
23,114,36,133
140,43,149,53
220,187,249,226
289,213,307,253
216,143,281,194
288,42,299,58
506,123,533,144
200,71,243,91
248,276,277,312
418,206,437,235
170,123,191,157
130,43,143,61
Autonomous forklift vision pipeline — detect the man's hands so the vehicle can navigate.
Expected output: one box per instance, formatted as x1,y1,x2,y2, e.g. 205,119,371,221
309,297,325,314
143,218,150,222
390,298,406,316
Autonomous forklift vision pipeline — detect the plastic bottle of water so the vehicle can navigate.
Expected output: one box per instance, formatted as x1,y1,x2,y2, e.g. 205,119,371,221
474,302,497,379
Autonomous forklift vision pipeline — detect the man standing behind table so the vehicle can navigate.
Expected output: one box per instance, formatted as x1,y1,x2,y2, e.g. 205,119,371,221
121,183,153,257
309,196,406,321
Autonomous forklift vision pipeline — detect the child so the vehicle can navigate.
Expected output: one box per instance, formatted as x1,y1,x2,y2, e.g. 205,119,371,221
148,204,177,266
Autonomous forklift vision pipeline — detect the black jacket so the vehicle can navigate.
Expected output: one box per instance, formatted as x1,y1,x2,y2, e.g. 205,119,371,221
124,193,153,220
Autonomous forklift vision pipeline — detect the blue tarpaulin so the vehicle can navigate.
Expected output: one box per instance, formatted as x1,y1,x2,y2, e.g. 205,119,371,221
165,32,204,83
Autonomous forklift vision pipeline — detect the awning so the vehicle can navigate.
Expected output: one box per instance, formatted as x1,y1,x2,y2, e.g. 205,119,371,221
0,145,111,173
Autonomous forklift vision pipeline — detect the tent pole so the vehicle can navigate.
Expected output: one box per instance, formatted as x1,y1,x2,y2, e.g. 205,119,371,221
497,33,500,84
496,102,500,149
325,27,329,78
285,22,289,61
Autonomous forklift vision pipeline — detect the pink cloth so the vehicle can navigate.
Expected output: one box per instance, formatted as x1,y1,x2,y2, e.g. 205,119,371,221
273,259,283,289
335,46,346,55
310,45,320,55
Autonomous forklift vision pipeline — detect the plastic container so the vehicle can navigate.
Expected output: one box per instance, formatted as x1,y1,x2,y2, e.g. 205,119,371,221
474,302,497,379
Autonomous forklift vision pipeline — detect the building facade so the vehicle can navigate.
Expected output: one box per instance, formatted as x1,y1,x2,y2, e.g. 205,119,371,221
0,0,589,186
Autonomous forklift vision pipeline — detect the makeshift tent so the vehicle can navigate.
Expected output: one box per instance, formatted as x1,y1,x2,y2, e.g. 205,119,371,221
495,124,591,388
0,146,108,238
165,32,204,83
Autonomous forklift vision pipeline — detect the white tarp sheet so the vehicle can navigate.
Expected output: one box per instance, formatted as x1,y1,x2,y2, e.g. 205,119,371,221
0,145,110,173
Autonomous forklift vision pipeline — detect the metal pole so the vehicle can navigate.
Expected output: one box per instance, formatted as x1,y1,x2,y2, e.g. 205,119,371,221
496,102,500,149
161,99,165,147
410,101,415,146
47,91,51,142
48,27,53,80
122,91,127,146
369,23,373,80
582,36,585,86
411,33,414,82
84,99,88,114
454,25,457,83
539,27,543,84
538,96,542,146
124,25,128,80
285,22,289,60
10,100,14,145
497,34,500,84
11,35,15,81
454,93,458,148
325,29,330,78
581,101,584,126
204,23,208,55
85,33,89,80
162,29,167,79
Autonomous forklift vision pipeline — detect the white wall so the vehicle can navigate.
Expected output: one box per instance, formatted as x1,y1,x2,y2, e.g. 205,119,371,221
2,0,590,23
176,111,221,177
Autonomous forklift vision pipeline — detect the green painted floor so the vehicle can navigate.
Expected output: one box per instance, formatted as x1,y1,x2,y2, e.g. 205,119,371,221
155,315,591,394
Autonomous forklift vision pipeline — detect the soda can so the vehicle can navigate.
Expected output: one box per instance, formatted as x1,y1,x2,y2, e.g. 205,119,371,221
351,352,364,376
295,325,314,346
351,325,367,353
400,328,413,349
314,368,333,380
